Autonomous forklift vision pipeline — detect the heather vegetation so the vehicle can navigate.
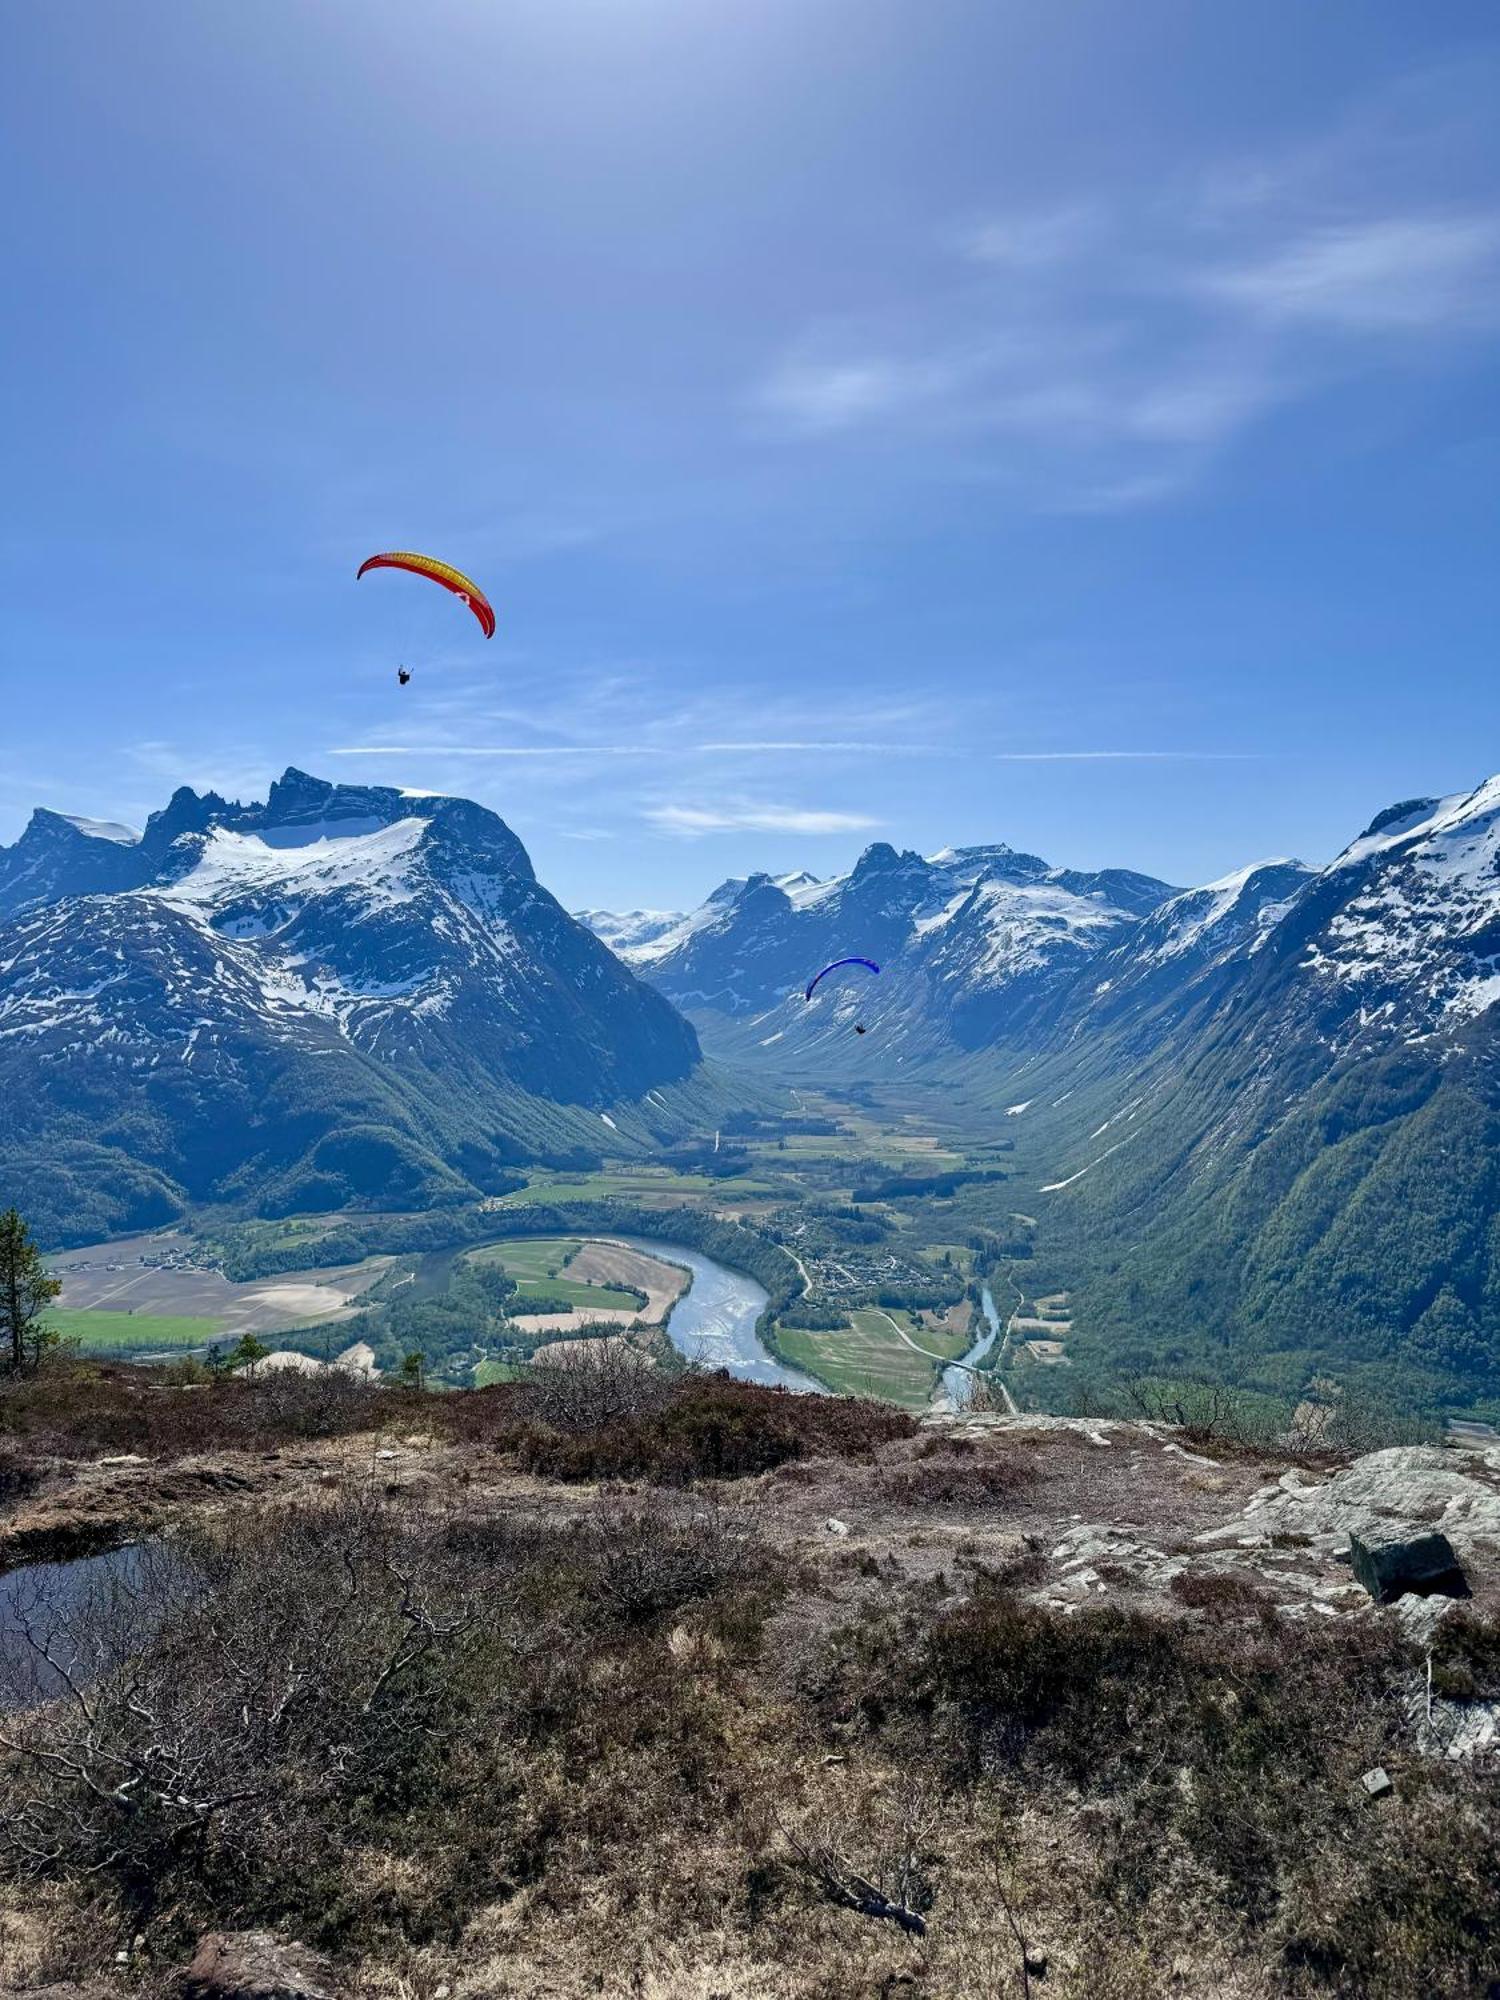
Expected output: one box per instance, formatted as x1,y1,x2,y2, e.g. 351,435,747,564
1,1355,1496,1997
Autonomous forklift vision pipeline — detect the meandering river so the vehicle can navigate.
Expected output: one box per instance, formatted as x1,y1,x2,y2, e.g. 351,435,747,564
617,1238,825,1394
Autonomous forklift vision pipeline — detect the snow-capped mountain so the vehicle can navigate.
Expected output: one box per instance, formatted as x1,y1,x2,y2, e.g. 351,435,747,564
0,770,708,1242
580,838,1181,1067
0,808,151,915
1296,781,1500,1037
578,775,1500,1399
1057,856,1318,1057
581,841,1179,1038
582,776,1500,1090
984,777,1500,1399
572,908,685,959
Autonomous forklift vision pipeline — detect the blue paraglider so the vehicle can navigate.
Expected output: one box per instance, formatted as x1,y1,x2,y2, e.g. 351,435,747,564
803,956,881,1002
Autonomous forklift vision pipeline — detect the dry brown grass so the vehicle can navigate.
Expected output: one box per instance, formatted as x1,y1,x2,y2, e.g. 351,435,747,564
2,1361,1496,2000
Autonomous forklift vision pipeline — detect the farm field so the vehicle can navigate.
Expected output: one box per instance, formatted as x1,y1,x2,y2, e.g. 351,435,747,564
470,1236,583,1283
48,1234,392,1345
916,1242,974,1270
468,1235,681,1326
776,1308,942,1409
472,1357,527,1387
513,1280,642,1315
46,1308,223,1352
488,1165,786,1218
912,1306,974,1358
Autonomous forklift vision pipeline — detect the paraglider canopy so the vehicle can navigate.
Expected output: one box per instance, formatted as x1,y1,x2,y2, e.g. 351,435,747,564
804,956,880,1002
356,551,496,640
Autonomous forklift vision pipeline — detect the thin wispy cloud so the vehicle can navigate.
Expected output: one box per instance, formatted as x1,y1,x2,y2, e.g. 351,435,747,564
331,740,1249,766
758,356,956,435
694,739,942,755
329,744,652,759
989,750,1259,762
330,739,944,760
647,802,882,837
1201,214,1500,331
752,72,1500,507
956,202,1104,268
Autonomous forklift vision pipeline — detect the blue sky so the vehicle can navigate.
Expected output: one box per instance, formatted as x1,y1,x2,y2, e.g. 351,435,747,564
3,1,1497,911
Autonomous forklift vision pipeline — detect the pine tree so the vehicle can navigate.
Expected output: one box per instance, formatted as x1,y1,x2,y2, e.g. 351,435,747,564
0,1208,61,1374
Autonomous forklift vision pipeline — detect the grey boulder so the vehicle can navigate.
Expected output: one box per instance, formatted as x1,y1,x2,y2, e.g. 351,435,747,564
1348,1530,1468,1606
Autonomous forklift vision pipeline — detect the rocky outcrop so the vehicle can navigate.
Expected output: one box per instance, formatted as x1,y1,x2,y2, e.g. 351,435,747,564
1199,1443,1500,1557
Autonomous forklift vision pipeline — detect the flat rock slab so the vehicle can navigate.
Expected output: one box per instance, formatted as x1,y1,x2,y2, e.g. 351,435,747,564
1237,1444,1500,1546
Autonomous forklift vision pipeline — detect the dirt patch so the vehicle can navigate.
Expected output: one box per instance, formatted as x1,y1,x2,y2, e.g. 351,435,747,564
243,1280,364,1323
568,1239,689,1322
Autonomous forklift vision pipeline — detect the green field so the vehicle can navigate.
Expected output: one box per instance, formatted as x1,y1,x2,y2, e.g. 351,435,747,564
776,1308,943,1409
510,1282,642,1315
472,1357,528,1387
47,1308,223,1352
908,1311,974,1362
493,1167,778,1207
468,1237,644,1317
917,1242,974,1272
469,1236,582,1281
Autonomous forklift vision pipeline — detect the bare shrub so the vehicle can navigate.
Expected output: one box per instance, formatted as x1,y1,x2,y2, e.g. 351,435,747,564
1277,1785,1500,1997
0,1439,41,1501
1169,1569,1272,1617
518,1339,673,1434
218,1362,378,1441
779,1760,939,1937
580,1490,763,1626
961,1539,1050,1592
0,1493,481,1924
1429,1609,1500,1702
0,1353,406,1461
1120,1375,1435,1464
880,1437,1039,1508
1123,1376,1271,1449
517,1369,912,1484
1286,1390,1435,1460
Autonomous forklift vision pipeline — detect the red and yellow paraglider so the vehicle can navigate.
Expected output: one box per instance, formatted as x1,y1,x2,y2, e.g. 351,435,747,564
356,552,496,640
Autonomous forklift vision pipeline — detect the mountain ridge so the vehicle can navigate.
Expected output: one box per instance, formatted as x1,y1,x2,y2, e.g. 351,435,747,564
582,777,1500,1403
0,770,724,1244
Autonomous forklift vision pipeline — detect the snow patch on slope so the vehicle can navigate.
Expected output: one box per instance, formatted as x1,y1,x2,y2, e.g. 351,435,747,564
58,815,141,846
158,819,428,917
938,880,1132,987
1312,777,1500,1027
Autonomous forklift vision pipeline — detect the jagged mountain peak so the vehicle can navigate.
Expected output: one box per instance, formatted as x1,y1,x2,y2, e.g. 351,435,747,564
848,841,926,882
142,784,238,855
581,827,1177,1031
0,769,706,1241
